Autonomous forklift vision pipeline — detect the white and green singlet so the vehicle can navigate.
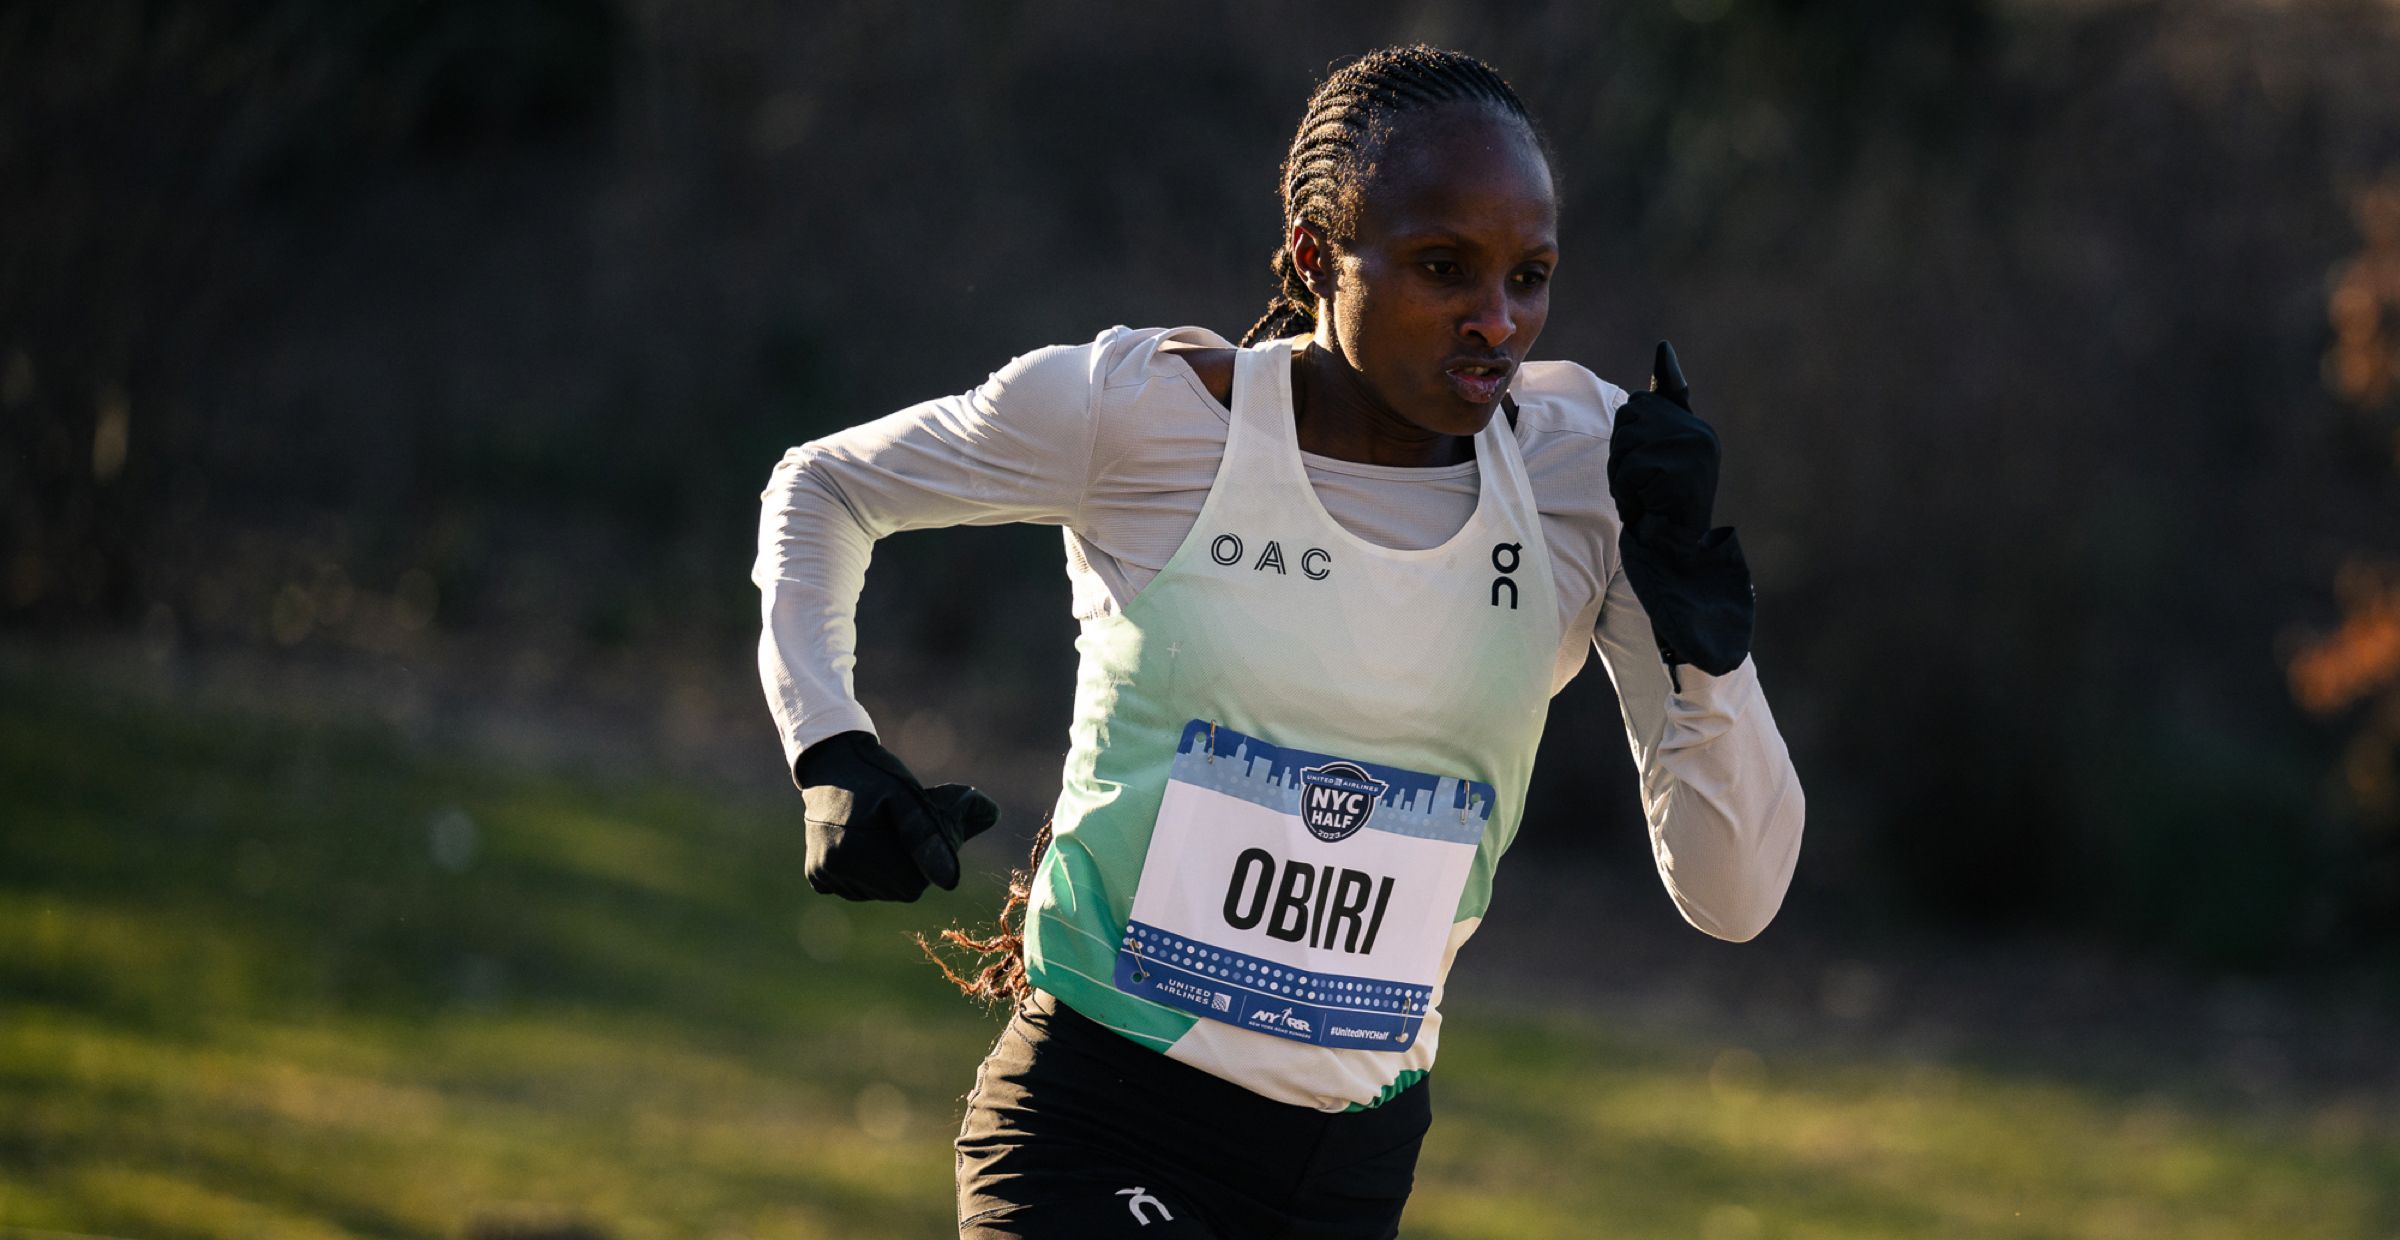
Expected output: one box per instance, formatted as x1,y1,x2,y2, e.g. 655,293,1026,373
1024,337,1558,1110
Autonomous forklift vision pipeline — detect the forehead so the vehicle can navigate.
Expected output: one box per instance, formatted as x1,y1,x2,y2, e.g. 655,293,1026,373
1352,103,1556,245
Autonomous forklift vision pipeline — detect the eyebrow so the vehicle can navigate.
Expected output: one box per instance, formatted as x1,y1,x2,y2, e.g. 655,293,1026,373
1393,229,1560,260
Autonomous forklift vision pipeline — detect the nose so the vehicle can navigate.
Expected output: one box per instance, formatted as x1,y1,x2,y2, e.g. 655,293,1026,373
1458,279,1516,349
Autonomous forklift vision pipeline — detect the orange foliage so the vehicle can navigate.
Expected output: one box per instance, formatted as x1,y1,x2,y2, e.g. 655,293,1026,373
2300,179,2400,826
2290,562,2400,714
2325,180,2400,413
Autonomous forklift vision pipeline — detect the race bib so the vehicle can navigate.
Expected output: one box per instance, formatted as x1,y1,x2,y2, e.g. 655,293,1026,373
1114,719,1491,1052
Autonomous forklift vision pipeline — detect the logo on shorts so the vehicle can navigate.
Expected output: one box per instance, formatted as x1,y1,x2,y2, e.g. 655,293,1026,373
1116,1186,1174,1225
1298,761,1387,842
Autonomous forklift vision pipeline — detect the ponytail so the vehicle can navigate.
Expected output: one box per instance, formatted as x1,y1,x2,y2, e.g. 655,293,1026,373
919,819,1052,1010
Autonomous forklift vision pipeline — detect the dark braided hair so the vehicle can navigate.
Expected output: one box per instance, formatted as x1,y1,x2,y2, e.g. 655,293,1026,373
1240,45,1543,347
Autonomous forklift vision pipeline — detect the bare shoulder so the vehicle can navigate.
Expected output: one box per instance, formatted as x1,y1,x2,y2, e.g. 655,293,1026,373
1157,340,1236,409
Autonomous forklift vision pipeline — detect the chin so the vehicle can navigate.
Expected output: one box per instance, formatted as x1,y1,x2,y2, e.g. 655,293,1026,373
1420,405,1496,438
1416,376,1509,434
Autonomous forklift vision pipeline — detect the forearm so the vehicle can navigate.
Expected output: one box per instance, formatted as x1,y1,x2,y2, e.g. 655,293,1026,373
755,449,881,781
1594,570,1804,941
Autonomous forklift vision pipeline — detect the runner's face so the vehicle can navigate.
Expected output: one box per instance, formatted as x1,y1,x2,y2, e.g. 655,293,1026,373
1319,106,1558,438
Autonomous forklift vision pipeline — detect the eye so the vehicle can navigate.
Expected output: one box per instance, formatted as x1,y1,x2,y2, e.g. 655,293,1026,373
1512,267,1551,289
1419,260,1463,280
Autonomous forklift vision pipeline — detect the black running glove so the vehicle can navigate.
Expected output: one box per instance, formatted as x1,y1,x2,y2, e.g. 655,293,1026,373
1606,341,1755,680
795,731,1001,902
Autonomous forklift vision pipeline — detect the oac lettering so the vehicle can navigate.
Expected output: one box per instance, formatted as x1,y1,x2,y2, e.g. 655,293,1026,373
1202,531,1331,580
1219,847,1396,955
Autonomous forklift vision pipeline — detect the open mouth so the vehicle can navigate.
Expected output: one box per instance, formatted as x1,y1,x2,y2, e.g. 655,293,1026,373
1444,360,1513,403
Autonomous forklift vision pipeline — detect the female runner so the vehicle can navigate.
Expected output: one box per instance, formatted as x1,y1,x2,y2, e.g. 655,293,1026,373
753,45,1804,1239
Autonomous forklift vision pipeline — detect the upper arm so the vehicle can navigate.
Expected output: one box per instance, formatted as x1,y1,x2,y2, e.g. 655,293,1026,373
775,336,1111,541
1509,365,1626,691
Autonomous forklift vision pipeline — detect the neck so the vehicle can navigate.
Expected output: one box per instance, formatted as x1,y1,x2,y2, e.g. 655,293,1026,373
1291,338,1474,468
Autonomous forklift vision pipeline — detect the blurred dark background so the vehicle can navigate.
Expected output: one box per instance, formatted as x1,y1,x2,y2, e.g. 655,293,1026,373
8,0,2400,972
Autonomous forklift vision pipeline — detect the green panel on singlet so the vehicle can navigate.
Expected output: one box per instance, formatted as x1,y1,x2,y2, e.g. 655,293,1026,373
1020,610,1199,1051
1348,1068,1430,1113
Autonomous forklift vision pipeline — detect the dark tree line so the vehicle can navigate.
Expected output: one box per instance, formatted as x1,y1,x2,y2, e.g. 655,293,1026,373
6,0,2397,965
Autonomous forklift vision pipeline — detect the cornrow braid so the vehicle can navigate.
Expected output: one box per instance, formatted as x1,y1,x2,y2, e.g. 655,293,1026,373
1240,45,1541,347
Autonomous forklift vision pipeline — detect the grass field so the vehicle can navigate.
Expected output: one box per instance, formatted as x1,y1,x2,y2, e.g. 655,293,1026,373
2,670,2395,1238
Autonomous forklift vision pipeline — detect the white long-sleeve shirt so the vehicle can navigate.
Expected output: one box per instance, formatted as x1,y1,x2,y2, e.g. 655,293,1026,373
753,326,1803,941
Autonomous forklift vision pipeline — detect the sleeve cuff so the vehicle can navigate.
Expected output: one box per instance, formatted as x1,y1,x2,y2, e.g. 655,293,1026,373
782,705,880,787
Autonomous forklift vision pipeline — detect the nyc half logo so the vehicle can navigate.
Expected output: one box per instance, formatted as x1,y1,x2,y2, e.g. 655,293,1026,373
1299,761,1389,842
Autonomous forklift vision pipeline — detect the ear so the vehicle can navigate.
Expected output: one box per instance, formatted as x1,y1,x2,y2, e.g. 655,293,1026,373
1289,221,1331,301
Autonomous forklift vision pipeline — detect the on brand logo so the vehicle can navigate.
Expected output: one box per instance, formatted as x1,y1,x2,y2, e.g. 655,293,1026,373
1490,542,1521,609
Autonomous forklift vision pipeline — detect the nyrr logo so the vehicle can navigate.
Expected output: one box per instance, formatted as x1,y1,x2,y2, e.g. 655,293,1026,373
1248,1005,1314,1036
1298,761,1388,842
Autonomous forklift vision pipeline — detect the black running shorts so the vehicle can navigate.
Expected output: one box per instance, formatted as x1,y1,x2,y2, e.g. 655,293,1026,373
955,990,1433,1238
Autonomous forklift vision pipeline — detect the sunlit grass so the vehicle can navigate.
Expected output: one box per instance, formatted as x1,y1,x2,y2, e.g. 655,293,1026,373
2,672,2394,1237
1417,1017,2396,1239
